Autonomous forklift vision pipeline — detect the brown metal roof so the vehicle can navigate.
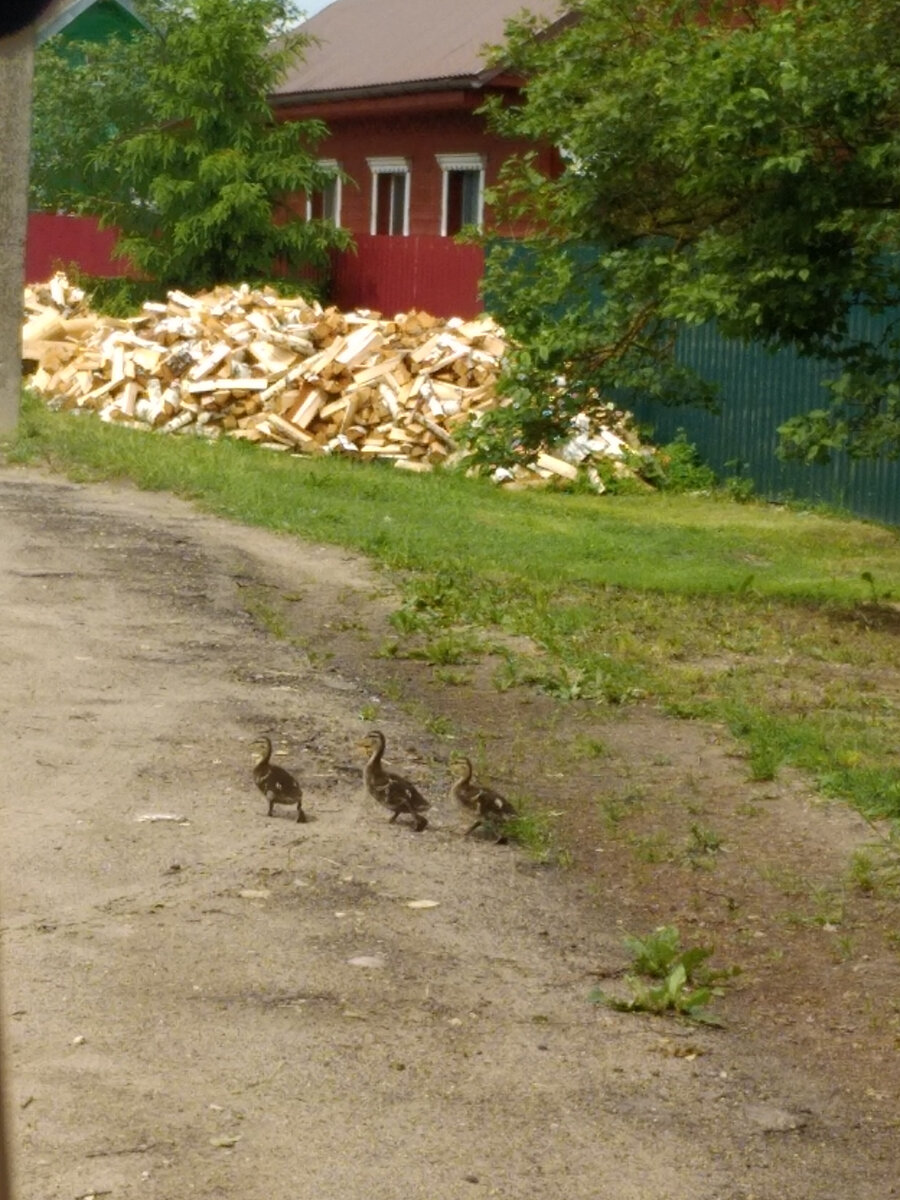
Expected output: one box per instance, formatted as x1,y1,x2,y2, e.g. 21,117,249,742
272,0,567,102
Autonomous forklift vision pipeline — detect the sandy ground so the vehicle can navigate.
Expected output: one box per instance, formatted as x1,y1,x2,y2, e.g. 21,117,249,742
1,463,898,1200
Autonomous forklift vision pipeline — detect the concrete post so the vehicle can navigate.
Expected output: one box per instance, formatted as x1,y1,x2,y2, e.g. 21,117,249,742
0,23,35,435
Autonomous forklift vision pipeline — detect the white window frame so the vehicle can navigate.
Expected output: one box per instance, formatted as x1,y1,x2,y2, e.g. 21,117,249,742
436,153,486,236
367,156,411,236
305,159,342,227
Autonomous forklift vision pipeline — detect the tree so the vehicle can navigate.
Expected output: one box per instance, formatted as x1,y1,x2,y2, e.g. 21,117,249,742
31,0,350,289
478,0,900,464
1,19,36,434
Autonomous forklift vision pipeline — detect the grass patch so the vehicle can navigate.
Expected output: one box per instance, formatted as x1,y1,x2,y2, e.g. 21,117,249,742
8,392,900,821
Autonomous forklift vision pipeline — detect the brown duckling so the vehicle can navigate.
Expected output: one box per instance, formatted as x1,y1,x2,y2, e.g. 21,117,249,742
251,736,306,823
361,730,429,832
450,755,517,843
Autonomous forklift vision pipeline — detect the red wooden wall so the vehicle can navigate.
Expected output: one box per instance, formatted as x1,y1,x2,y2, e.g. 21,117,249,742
25,212,132,284
331,235,485,318
26,213,487,317
297,100,554,241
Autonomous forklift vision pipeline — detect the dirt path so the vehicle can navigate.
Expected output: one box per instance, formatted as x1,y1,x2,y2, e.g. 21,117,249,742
1,463,898,1200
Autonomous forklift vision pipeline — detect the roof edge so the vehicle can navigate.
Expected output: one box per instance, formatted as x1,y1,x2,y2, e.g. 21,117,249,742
37,0,141,42
270,74,509,108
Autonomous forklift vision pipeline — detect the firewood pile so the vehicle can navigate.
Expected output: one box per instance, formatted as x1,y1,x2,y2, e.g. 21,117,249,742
21,273,658,488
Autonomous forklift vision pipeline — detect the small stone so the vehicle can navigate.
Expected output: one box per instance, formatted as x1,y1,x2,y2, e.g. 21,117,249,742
745,1103,808,1133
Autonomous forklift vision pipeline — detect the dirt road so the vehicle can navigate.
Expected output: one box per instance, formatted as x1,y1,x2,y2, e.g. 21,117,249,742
1,463,897,1199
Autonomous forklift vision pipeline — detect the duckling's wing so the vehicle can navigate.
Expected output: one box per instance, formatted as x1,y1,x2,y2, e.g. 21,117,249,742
265,764,303,801
476,786,516,819
387,771,430,812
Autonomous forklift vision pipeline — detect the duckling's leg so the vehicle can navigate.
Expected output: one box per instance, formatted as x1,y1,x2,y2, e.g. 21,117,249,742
268,797,276,818
412,811,428,832
464,818,483,838
296,802,306,824
388,808,401,824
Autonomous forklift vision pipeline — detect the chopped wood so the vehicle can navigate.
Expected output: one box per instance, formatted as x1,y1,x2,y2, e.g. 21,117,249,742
287,387,325,430
535,452,579,481
188,342,232,381
23,310,65,343
184,378,268,395
20,274,659,490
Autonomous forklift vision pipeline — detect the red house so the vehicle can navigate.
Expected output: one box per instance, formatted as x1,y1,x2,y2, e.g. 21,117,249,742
271,0,568,317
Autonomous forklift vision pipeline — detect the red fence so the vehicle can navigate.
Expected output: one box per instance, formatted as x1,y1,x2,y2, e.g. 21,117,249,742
25,216,486,318
25,212,132,284
330,234,485,318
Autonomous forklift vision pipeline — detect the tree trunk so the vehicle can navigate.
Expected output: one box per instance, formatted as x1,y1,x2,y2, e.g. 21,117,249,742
0,23,35,435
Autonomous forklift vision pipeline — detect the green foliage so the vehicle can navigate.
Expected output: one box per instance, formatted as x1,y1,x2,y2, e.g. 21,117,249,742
32,0,351,289
65,271,169,318
645,432,718,494
591,926,731,1024
483,0,900,464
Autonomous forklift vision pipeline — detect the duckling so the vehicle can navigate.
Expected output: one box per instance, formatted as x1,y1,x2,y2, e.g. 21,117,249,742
361,730,429,832
450,755,517,843
251,736,306,823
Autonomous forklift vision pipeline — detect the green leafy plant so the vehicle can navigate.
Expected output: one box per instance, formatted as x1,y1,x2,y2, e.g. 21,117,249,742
657,434,718,493
591,925,731,1024
482,0,900,463
689,824,723,856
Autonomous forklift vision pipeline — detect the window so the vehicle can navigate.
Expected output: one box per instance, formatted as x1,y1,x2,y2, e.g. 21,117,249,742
306,159,342,226
436,153,485,236
367,157,410,236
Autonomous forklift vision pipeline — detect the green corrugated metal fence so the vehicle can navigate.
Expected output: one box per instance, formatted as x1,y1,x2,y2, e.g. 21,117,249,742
485,241,900,525
631,316,900,526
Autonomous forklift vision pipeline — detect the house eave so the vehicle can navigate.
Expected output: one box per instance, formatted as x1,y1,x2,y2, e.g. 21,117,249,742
270,71,520,111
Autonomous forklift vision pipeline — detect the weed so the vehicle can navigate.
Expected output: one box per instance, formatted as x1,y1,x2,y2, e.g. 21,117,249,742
502,805,562,861
572,734,609,759
389,607,433,636
597,796,629,830
241,587,289,640
860,571,894,603
847,846,900,898
433,667,472,687
416,632,479,666
628,831,676,864
780,885,846,929
722,460,756,503
689,824,723,856
833,935,855,962
653,432,718,494
424,714,454,737
848,848,880,894
590,925,732,1025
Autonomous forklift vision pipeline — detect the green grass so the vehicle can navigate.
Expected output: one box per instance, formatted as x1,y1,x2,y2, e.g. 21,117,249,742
8,392,900,820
